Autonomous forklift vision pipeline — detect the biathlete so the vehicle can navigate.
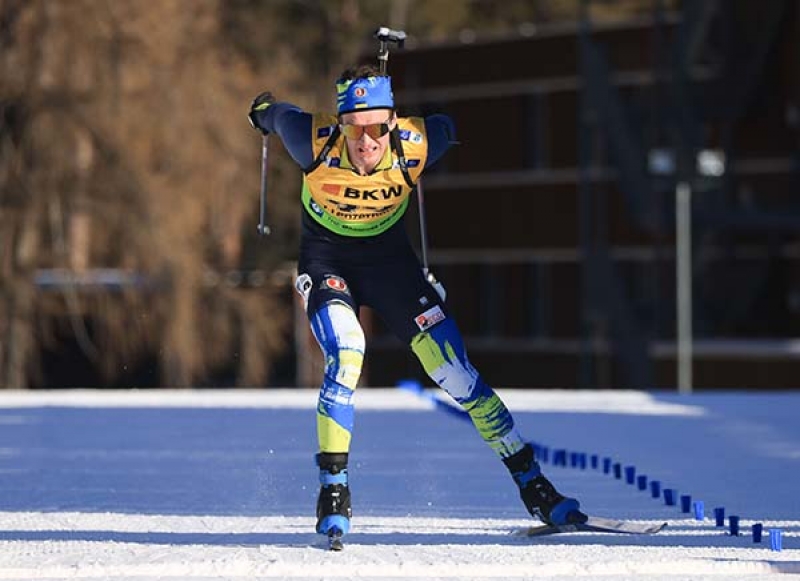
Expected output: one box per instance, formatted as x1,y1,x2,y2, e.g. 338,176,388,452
248,64,585,542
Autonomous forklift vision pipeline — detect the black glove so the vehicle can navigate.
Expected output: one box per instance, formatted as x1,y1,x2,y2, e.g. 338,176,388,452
248,91,275,134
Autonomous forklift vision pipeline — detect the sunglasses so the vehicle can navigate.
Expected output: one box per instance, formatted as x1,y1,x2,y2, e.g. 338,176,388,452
339,117,393,140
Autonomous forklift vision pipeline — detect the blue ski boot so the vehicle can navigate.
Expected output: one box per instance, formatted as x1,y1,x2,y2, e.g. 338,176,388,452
316,452,352,538
503,443,586,526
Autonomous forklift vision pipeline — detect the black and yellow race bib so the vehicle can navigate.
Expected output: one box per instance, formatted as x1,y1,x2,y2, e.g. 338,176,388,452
303,115,429,237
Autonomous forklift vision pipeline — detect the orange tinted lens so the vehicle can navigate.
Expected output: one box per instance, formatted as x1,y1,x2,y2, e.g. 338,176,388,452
340,124,363,139
340,123,390,140
363,123,390,139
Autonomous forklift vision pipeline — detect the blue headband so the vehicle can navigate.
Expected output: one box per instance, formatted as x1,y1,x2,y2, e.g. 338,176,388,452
336,75,394,115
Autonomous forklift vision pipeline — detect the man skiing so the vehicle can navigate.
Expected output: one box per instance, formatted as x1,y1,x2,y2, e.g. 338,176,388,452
248,63,585,545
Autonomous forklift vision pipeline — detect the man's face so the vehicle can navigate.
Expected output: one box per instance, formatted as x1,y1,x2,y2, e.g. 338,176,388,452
339,109,395,172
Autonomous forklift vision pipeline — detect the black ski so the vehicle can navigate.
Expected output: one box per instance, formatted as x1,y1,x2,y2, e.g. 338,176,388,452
514,516,667,537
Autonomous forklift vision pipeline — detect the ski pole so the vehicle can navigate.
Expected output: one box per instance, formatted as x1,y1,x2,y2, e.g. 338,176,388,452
373,26,444,300
416,178,446,300
257,134,271,236
415,178,431,275
374,27,406,75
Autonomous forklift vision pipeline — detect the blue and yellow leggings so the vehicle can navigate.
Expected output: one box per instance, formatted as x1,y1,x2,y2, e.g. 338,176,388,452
296,265,526,460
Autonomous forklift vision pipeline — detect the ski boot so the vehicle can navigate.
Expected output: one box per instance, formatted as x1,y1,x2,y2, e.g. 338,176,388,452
503,443,586,526
316,452,352,542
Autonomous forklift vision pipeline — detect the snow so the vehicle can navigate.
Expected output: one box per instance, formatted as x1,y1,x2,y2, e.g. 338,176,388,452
0,388,797,580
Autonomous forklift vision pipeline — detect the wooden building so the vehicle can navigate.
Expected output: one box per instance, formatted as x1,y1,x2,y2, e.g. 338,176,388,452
362,1,800,389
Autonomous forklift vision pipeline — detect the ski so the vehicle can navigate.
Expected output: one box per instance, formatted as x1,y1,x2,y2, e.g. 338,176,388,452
513,516,667,537
327,527,344,551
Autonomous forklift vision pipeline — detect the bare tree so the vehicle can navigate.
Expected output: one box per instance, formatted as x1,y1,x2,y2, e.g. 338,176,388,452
0,0,291,388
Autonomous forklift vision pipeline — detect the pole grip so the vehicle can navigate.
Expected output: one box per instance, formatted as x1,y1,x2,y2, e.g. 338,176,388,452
374,26,406,75
374,27,406,45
